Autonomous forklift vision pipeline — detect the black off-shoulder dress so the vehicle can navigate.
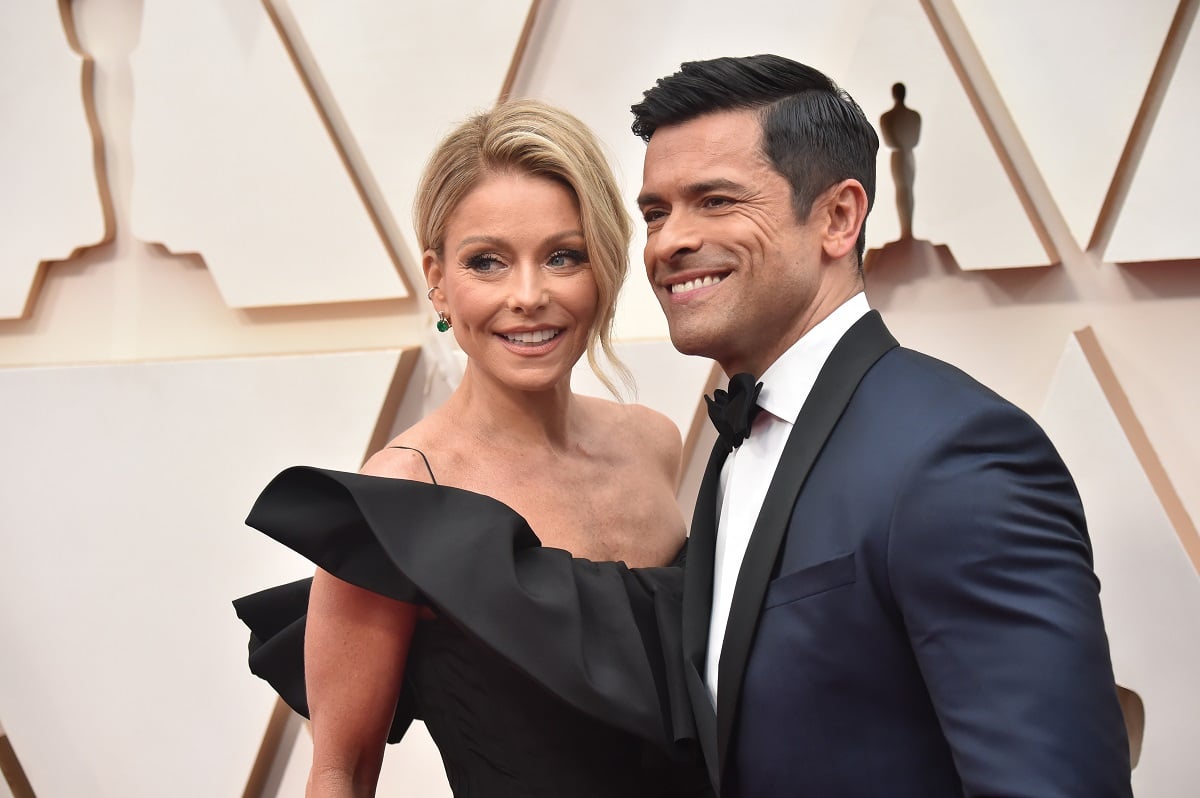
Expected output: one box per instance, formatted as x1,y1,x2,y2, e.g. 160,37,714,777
233,463,711,797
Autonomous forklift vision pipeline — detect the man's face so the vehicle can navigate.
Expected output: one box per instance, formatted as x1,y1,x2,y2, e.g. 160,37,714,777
638,109,834,377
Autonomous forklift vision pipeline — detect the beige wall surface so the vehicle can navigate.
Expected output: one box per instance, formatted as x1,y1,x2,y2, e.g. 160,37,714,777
1041,332,1200,793
1,1,1196,795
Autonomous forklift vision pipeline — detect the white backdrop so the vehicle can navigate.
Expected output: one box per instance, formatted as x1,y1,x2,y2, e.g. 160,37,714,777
1,1,1197,795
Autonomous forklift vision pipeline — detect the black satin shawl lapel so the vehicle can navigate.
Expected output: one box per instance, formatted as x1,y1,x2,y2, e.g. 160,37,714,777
682,440,729,784
684,442,729,661
715,310,898,779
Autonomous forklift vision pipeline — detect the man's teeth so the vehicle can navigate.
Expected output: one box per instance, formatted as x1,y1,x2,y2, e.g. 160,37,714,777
670,275,724,294
504,329,560,344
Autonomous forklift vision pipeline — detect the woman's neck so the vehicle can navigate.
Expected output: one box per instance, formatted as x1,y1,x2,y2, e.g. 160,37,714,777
444,366,582,452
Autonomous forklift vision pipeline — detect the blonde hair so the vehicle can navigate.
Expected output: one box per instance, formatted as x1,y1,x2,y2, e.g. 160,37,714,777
414,99,633,397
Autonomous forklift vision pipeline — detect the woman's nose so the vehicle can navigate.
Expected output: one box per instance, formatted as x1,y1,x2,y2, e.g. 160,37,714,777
507,265,549,312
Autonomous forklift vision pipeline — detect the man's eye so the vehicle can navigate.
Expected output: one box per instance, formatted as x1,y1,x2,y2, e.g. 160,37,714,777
702,196,732,209
642,209,666,224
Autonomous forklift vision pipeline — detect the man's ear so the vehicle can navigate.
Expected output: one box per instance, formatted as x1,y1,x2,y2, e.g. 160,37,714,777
820,179,869,261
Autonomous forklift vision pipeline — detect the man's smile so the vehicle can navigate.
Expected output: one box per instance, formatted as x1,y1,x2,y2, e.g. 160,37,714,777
670,274,726,294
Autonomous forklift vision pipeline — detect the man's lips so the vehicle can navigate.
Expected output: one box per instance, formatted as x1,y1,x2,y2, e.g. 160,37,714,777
668,274,726,294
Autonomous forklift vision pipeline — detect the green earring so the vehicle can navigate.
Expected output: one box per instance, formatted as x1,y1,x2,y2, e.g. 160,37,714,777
436,311,451,333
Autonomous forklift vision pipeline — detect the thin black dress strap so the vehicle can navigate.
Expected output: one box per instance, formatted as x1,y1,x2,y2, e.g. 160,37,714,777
387,445,437,485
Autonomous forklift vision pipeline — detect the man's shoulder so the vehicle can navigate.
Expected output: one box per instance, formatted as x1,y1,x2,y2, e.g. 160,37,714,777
859,345,1035,427
842,346,1066,482
872,345,1003,397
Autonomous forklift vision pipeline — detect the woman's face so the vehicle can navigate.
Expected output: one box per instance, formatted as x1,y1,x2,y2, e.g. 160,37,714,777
427,171,599,394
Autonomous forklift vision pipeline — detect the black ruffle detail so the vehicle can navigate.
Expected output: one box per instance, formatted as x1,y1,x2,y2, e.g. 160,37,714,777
232,466,694,748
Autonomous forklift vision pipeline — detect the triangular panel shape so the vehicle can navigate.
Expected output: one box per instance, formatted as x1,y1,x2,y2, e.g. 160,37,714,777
1039,330,1200,794
129,2,406,308
955,0,1177,251
0,5,106,319
280,0,535,273
0,350,409,795
1108,12,1200,263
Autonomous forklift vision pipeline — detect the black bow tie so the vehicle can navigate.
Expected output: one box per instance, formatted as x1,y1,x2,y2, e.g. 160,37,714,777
705,372,763,450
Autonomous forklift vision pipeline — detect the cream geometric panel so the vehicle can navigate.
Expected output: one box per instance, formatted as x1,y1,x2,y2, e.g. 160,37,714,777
0,350,407,796
954,0,1178,252
839,2,1048,270
1108,10,1200,263
280,0,535,272
129,1,406,308
518,0,1048,343
0,5,106,320
1039,330,1200,795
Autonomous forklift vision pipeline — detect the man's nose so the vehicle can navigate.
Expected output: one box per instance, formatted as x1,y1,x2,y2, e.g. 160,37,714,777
647,211,701,266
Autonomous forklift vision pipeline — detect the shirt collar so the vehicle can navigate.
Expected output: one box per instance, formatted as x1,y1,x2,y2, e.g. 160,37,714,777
756,292,871,424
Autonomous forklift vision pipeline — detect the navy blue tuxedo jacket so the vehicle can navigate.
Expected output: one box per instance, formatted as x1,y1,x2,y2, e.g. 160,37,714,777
684,311,1131,797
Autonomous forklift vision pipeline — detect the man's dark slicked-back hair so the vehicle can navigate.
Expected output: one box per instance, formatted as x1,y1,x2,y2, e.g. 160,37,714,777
631,54,879,266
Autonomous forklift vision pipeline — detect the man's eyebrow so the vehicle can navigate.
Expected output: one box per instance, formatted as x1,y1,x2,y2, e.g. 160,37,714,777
637,178,746,209
636,191,662,209
686,178,745,196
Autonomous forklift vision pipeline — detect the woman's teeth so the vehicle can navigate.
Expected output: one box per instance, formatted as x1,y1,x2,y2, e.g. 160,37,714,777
503,329,560,344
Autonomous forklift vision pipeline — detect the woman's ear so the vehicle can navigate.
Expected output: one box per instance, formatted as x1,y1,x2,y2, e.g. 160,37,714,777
820,179,869,261
423,250,444,300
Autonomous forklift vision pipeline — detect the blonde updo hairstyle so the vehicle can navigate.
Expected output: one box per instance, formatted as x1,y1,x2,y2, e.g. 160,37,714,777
414,99,633,397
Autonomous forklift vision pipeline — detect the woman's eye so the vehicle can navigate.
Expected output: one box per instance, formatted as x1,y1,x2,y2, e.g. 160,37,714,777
547,249,588,269
464,253,504,272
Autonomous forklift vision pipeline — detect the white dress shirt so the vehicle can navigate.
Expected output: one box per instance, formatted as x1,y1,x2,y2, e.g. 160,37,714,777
704,292,871,706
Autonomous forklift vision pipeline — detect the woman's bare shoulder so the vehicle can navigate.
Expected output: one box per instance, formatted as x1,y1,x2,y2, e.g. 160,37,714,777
579,397,682,471
579,395,674,431
360,419,444,483
360,445,437,483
